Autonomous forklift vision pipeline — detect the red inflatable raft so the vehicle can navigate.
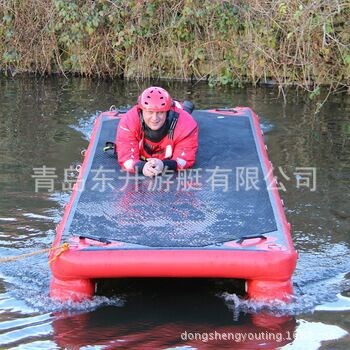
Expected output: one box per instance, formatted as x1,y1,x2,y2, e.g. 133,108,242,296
49,107,298,302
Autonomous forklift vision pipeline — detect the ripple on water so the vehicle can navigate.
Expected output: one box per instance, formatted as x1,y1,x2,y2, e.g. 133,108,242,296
1,97,349,348
70,111,101,141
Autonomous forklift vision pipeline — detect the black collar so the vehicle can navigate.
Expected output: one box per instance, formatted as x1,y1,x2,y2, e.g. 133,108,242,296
143,114,170,142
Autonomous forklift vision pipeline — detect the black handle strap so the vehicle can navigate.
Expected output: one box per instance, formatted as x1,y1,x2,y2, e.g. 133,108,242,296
103,141,116,153
236,234,267,244
79,234,111,244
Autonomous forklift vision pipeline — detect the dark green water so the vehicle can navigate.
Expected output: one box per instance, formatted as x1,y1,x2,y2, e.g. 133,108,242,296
0,77,349,349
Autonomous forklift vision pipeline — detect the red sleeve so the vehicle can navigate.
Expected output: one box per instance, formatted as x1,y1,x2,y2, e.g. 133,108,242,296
115,106,141,173
171,110,199,170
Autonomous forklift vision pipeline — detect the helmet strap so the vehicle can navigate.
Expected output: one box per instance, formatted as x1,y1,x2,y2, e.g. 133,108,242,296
139,110,146,132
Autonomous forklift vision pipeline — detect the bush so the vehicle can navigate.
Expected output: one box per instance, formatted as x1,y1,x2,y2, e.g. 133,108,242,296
0,0,349,95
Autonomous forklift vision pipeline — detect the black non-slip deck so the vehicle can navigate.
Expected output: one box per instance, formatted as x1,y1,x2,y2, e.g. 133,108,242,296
64,110,277,248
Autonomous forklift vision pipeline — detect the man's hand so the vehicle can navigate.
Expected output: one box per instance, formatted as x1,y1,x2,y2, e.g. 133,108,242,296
142,158,164,177
149,158,164,173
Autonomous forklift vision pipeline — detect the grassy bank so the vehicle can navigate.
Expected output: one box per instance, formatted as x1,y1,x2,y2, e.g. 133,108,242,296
1,0,349,95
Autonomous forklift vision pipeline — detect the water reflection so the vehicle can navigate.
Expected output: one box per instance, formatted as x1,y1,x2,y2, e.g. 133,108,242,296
52,279,296,349
0,77,349,349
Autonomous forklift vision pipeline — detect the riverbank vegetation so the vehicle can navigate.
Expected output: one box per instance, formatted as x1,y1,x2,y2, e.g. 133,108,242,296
1,0,349,97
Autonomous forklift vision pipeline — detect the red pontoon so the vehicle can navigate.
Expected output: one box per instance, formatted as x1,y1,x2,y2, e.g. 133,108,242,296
49,107,298,302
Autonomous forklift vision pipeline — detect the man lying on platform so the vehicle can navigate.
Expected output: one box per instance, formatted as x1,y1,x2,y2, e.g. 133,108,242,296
116,86,198,177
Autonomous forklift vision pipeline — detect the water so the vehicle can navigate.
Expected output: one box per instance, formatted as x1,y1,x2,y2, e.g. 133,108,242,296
0,77,349,349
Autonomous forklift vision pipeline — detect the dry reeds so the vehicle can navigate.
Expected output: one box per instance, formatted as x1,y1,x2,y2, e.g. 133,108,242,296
0,0,349,96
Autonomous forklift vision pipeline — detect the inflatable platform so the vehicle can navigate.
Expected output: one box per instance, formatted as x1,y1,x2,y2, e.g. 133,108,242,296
49,107,298,301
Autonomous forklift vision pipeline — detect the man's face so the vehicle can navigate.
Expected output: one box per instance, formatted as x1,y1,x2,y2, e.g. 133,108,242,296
142,110,167,130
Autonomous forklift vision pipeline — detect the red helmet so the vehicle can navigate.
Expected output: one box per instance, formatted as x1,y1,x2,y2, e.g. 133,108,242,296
138,87,172,112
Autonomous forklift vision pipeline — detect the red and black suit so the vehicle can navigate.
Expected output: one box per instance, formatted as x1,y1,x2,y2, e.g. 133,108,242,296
116,103,198,173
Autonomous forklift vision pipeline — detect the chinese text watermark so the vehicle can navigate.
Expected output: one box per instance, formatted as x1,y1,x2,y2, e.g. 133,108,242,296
31,165,317,193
